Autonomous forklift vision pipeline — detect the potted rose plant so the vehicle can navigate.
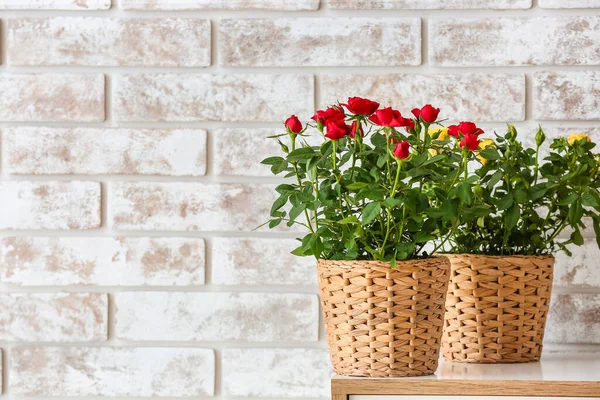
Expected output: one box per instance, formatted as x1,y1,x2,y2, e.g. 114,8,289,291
261,98,490,377
440,126,600,363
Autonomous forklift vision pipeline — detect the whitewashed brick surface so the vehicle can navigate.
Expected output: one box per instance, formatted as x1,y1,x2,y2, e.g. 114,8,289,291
0,293,107,342
115,292,319,341
9,18,211,67
322,73,526,122
555,240,600,288
10,347,215,396
222,348,331,398
539,0,600,7
0,74,105,122
4,127,207,176
329,0,531,9
0,237,205,286
220,18,420,67
113,74,314,122
546,294,600,343
534,71,600,120
212,238,316,286
213,128,280,176
0,181,101,230
109,182,285,232
120,0,319,10
0,0,110,9
430,17,600,66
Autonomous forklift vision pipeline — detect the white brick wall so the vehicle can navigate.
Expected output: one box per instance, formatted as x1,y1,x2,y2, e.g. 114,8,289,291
0,1,599,398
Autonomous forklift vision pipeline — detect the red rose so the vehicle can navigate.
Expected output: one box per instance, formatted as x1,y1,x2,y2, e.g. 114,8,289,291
284,115,302,134
404,118,415,132
448,125,460,137
312,106,345,125
411,108,421,118
458,121,483,136
325,120,351,140
420,104,440,123
393,141,410,160
460,134,481,151
350,120,364,138
343,97,379,116
369,107,406,127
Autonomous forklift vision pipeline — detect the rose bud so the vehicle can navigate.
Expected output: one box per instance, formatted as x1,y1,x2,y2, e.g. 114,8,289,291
458,121,483,136
448,125,461,137
393,141,410,160
285,115,302,134
350,120,364,138
325,120,351,140
369,107,406,127
343,97,380,116
420,104,441,123
567,133,591,146
411,108,421,118
460,134,481,151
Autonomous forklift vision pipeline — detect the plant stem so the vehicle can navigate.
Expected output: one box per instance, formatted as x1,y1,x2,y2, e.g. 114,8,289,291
380,161,403,257
290,134,315,234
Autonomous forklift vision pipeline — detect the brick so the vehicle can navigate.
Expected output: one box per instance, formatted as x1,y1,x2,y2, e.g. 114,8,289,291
0,293,107,341
430,17,600,67
330,0,530,9
222,348,330,398
8,18,210,67
114,74,313,122
545,294,600,343
115,292,319,341
0,237,205,286
220,18,420,67
0,181,101,230
109,182,291,232
4,127,206,176
212,238,316,286
120,0,319,10
534,71,600,120
322,73,525,122
554,240,600,288
0,0,110,9
11,347,214,396
540,0,600,7
0,74,104,122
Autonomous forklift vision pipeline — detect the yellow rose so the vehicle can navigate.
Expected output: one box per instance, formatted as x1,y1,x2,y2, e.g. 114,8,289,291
477,139,495,165
567,133,591,146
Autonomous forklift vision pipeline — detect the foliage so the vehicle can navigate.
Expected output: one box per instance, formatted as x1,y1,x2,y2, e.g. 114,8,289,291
450,126,600,256
260,100,487,262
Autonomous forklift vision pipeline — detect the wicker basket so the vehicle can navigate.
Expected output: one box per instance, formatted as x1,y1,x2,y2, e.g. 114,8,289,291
317,257,450,377
442,254,554,363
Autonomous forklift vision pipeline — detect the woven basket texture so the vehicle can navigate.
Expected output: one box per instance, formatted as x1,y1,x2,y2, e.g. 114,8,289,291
317,257,450,377
442,254,554,363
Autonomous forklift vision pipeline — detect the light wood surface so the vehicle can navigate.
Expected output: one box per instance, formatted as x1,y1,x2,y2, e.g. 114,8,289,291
331,352,600,398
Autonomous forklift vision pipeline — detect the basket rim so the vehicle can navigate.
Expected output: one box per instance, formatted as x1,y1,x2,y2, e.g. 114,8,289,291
435,252,555,260
317,255,450,269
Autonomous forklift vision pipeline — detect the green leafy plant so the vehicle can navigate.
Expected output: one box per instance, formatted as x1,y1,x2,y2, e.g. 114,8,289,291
449,126,600,256
260,98,491,262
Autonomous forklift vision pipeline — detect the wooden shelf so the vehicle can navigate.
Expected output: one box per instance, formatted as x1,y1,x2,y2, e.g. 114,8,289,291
331,352,600,399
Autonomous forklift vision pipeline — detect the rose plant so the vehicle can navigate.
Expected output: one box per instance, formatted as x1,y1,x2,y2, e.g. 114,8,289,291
261,97,492,264
448,126,600,256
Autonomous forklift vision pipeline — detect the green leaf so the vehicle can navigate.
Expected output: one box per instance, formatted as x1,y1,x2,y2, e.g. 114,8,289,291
458,183,473,205
529,184,547,201
291,246,309,257
271,159,288,174
571,229,584,246
496,193,514,210
320,140,333,156
361,202,381,225
337,216,360,225
568,200,584,226
414,231,436,243
514,189,528,204
487,170,503,189
268,219,281,229
422,154,445,166
480,148,500,161
270,194,288,216
504,204,520,230
346,182,369,190
261,156,284,165
593,217,600,249
383,197,402,208
582,193,600,207
559,193,579,206
287,147,315,162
